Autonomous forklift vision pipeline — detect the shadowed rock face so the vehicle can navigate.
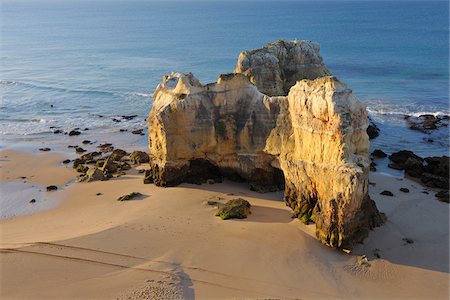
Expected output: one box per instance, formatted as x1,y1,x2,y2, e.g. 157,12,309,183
147,40,384,249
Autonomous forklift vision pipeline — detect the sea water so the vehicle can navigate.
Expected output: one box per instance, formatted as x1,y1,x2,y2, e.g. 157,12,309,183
1,0,449,157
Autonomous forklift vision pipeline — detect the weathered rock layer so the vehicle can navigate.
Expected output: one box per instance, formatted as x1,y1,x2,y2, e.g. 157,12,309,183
147,40,384,248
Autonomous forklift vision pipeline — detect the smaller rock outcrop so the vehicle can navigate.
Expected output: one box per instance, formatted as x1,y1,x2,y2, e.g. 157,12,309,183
371,149,387,158
367,119,380,140
216,198,251,220
388,151,449,190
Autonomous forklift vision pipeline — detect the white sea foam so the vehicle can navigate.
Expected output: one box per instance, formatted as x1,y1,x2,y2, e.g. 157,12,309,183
131,92,151,97
366,99,449,119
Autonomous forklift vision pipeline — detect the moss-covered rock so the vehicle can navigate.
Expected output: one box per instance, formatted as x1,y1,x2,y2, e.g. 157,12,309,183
215,198,251,220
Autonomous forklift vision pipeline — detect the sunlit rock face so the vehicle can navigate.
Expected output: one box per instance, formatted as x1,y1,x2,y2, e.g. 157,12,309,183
147,41,384,249
235,40,331,96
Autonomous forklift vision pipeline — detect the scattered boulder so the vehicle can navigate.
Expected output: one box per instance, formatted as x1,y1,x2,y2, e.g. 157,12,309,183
98,143,114,153
75,164,89,173
80,151,101,163
421,172,449,189
95,159,105,167
29,199,36,203
75,146,87,154
424,156,449,178
82,140,91,144
119,162,132,171
98,143,112,148
110,149,127,161
53,129,63,134
367,123,380,140
399,188,410,193
380,190,394,196
100,156,118,174
62,159,71,164
46,185,58,191
388,150,423,169
68,130,81,136
78,167,107,182
122,115,138,120
39,148,51,152
72,158,86,168
117,192,142,201
131,129,145,135
371,149,387,158
215,198,251,220
404,157,425,178
129,151,149,164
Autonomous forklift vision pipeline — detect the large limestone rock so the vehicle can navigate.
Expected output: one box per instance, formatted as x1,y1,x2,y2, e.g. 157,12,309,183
235,40,331,96
147,41,384,249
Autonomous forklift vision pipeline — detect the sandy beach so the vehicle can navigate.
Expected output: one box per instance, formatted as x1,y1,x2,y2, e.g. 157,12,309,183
0,149,448,299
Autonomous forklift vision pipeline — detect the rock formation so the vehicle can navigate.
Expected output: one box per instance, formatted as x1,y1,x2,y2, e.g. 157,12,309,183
147,40,384,249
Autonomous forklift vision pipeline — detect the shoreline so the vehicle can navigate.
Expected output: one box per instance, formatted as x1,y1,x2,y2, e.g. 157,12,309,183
1,148,448,299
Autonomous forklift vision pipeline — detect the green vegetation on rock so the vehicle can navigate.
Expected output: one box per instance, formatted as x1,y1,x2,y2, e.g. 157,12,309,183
215,198,251,220
214,120,226,138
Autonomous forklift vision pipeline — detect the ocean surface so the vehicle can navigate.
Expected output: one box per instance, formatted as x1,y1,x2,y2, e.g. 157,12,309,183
1,0,449,157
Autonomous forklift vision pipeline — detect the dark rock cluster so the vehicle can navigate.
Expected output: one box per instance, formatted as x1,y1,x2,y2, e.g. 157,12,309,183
388,151,449,189
68,146,149,183
404,114,449,132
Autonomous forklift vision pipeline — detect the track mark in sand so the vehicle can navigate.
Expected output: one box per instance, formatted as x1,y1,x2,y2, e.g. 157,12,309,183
35,242,146,260
1,248,277,297
1,248,172,275
0,242,311,299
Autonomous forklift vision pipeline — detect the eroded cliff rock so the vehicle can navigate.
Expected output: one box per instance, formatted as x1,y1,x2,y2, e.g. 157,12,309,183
235,40,331,96
147,40,384,249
